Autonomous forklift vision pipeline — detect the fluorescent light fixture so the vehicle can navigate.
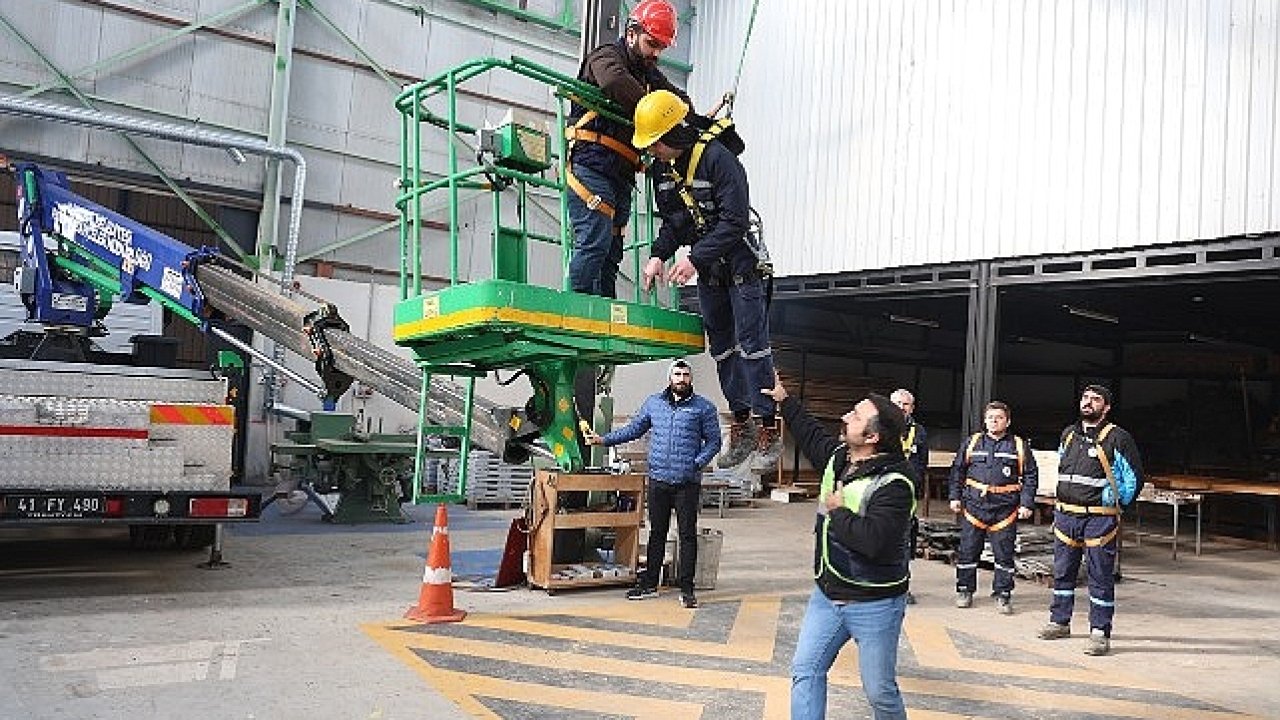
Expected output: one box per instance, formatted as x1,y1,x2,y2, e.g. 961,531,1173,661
888,313,940,329
1063,305,1119,324
226,147,247,165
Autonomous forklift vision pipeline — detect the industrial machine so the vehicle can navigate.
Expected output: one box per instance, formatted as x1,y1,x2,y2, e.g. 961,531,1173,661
1,161,540,539
392,57,706,477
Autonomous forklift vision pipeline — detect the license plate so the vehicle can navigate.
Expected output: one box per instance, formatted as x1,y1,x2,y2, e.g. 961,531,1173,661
6,495,106,519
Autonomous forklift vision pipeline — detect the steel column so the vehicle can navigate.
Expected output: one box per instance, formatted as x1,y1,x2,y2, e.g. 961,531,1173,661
256,0,297,274
962,261,997,437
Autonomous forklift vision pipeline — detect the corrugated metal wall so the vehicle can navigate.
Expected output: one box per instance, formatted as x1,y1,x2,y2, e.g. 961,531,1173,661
0,0,652,278
688,0,1280,276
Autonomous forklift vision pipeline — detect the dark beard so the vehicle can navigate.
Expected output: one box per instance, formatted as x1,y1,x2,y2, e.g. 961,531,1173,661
627,41,656,70
671,383,693,399
1079,408,1101,422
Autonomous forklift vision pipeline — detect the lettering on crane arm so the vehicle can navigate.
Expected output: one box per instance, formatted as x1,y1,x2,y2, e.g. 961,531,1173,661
51,202,153,274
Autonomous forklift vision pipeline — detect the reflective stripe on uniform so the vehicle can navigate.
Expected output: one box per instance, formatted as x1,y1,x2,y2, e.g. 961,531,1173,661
1056,502,1120,516
965,477,1023,495
1053,524,1118,548
964,507,1019,533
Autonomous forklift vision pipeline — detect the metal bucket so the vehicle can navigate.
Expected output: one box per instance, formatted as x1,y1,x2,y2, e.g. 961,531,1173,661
666,528,723,590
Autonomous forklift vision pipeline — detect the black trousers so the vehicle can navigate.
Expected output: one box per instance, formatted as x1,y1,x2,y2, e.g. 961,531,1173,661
641,479,700,594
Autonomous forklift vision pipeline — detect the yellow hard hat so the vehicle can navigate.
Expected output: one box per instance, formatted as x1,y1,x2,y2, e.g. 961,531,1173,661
632,89,689,149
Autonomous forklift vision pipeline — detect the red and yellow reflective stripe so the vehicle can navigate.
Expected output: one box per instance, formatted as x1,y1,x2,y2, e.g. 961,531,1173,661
149,404,235,426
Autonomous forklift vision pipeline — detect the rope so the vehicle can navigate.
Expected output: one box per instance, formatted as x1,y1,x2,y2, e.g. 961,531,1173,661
727,0,763,113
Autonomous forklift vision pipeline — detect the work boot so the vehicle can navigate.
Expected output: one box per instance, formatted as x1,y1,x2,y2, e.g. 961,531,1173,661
955,591,973,608
995,595,1014,615
1038,622,1071,640
680,592,699,609
625,585,658,601
749,421,784,472
1084,629,1110,656
719,417,759,468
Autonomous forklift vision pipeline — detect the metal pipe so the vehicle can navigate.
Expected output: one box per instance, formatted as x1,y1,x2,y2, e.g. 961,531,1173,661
0,94,306,293
208,326,325,397
267,403,313,423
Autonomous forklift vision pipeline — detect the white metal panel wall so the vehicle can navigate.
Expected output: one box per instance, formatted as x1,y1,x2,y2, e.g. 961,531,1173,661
688,0,1280,276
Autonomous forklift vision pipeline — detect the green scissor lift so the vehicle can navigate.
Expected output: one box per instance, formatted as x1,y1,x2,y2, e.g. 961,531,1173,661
392,56,705,502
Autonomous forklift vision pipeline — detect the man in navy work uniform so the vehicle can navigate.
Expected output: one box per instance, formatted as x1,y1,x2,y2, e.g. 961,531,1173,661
948,400,1039,614
891,388,927,604
632,89,783,471
762,376,914,720
585,359,721,609
1038,384,1143,656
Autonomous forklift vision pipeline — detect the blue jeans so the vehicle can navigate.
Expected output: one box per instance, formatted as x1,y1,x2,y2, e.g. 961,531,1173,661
697,272,775,420
791,588,907,720
567,161,631,298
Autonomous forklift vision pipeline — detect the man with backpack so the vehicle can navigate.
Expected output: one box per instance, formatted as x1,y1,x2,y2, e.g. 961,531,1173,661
948,401,1039,615
1038,385,1143,656
630,89,782,472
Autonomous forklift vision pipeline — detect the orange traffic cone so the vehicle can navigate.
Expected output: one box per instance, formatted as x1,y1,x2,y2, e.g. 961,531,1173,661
405,504,467,623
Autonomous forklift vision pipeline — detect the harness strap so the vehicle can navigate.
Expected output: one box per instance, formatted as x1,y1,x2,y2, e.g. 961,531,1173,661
964,507,1019,533
965,477,1023,495
1056,501,1120,516
565,167,615,219
684,118,734,185
565,111,642,169
1053,524,1119,548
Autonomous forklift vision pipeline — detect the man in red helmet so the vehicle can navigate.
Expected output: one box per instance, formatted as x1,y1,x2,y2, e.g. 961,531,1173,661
566,0,688,299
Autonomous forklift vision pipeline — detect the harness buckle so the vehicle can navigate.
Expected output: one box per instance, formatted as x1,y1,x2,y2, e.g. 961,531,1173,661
586,194,602,211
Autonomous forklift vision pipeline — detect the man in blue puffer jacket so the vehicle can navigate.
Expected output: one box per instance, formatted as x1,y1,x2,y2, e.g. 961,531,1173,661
586,359,721,608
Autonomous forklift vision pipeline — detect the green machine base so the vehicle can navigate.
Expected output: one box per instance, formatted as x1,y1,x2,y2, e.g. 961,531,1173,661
394,279,704,470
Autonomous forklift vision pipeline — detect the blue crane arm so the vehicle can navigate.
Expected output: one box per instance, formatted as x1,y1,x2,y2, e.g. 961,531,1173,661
14,162,219,328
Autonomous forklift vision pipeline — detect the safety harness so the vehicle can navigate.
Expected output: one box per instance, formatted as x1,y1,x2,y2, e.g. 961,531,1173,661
959,432,1028,532
660,117,774,277
962,432,1027,494
564,110,643,220
1053,424,1123,548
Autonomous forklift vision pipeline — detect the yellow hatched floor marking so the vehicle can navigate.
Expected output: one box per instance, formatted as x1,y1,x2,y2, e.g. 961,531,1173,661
461,611,773,662
362,623,791,718
903,615,1187,693
534,596,697,629
363,597,1264,720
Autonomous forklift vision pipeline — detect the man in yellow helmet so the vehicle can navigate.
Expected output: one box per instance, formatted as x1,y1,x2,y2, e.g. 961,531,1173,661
632,89,782,471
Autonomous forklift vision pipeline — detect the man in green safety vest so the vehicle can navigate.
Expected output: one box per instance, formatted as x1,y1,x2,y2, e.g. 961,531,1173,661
762,375,915,720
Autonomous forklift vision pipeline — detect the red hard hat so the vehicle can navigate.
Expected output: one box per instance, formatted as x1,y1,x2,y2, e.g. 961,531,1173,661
629,0,678,47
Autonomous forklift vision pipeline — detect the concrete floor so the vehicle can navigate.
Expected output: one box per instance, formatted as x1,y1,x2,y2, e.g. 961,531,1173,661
1,499,1277,719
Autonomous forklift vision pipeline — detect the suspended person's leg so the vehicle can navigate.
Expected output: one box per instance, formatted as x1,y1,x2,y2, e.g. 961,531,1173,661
726,273,781,472
698,277,756,468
